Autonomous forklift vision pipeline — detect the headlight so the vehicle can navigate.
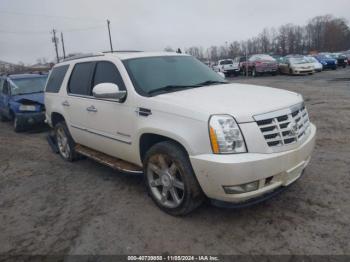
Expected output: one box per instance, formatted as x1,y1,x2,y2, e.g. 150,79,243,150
209,115,247,154
19,105,36,111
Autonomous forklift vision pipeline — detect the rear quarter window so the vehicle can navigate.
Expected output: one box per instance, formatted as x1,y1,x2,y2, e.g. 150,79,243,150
46,65,69,93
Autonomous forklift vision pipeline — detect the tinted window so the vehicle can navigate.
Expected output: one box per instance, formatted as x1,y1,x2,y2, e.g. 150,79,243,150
93,61,125,90
220,60,233,65
123,56,226,96
68,62,95,96
46,65,69,93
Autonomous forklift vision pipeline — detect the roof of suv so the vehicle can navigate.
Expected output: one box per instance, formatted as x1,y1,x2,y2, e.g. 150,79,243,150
58,51,189,66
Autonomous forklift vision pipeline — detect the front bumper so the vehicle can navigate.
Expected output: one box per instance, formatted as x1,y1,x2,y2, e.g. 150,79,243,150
223,69,239,74
190,123,316,204
292,68,314,75
256,67,277,73
323,64,337,69
16,111,46,126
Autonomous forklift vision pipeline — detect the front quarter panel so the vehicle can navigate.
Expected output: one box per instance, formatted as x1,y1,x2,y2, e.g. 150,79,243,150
135,109,212,164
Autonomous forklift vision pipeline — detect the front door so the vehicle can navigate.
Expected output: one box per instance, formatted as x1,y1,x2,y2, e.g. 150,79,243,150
82,61,137,162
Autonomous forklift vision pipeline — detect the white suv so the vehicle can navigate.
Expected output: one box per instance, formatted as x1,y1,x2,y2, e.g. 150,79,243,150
45,52,316,215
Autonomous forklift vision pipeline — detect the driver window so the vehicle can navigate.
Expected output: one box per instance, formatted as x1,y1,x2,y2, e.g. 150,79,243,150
93,61,126,91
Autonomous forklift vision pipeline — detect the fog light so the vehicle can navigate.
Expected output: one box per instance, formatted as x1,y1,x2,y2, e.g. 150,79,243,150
223,181,259,194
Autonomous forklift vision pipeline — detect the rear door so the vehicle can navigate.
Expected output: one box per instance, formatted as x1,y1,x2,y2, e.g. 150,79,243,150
65,62,95,145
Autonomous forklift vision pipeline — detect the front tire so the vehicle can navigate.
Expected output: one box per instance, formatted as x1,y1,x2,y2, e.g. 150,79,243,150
54,121,78,161
144,141,204,216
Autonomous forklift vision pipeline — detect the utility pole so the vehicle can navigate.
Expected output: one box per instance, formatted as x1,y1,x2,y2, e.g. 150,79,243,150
245,43,248,78
51,29,59,63
61,32,66,59
107,19,113,52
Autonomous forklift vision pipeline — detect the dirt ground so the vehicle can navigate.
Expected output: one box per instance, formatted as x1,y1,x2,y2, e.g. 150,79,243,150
0,68,349,255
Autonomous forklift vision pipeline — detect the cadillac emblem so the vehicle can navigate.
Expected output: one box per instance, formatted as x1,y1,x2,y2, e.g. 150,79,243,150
288,121,299,137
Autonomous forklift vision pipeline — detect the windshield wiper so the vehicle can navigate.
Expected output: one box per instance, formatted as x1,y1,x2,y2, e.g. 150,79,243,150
147,80,228,96
148,85,201,96
195,80,228,86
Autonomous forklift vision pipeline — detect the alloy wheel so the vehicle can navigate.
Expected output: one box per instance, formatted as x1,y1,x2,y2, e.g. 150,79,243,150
147,154,185,209
56,126,71,159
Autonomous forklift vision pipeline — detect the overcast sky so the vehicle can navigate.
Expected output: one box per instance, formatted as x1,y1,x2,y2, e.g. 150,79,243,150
0,0,349,64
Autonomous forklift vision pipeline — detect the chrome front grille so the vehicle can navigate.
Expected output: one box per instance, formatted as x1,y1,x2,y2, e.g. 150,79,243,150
255,103,310,148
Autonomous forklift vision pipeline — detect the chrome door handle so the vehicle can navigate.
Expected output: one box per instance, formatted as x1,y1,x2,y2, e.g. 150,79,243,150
86,105,97,112
62,100,70,107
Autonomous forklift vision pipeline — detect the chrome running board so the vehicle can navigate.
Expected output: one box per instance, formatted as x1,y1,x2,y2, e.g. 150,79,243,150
75,144,143,174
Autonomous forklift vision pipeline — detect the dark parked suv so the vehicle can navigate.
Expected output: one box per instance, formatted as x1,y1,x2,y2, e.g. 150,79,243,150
240,54,278,77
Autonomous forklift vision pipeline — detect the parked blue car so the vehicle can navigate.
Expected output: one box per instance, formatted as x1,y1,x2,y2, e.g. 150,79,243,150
0,73,48,132
313,55,337,70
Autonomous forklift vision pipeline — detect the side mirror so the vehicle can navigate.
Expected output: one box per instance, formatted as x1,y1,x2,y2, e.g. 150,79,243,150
92,83,126,101
217,72,225,78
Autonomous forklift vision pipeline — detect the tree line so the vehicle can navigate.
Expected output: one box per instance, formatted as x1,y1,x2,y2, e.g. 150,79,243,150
165,15,350,61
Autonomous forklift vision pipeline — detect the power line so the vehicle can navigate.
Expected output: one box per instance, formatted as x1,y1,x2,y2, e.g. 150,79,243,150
0,10,104,22
0,25,105,35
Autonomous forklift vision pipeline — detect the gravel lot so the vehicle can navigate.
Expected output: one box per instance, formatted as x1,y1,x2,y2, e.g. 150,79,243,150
0,68,349,255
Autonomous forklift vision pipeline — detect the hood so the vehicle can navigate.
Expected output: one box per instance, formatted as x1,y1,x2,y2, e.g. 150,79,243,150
12,92,44,105
150,83,302,123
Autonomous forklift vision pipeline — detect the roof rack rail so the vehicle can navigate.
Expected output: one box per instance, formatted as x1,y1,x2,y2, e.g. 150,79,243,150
62,52,104,62
102,50,143,53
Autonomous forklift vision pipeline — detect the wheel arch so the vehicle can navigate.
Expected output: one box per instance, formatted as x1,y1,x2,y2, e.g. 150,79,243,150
138,132,191,163
51,112,66,127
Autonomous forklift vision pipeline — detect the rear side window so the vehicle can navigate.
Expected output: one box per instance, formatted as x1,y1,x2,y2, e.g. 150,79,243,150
93,61,126,90
46,65,69,93
68,62,95,96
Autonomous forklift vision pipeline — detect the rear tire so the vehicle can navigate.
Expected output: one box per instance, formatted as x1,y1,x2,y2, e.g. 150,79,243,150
144,141,204,216
54,121,78,161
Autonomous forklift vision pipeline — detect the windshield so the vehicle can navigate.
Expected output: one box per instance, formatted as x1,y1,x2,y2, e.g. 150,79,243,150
10,76,48,95
306,57,317,63
123,56,226,96
220,60,233,65
250,55,275,61
289,57,309,64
